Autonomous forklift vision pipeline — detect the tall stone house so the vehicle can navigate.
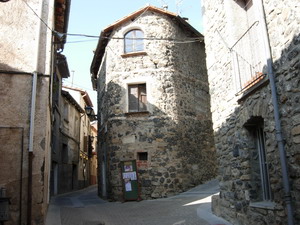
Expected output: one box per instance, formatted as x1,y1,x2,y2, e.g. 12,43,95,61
202,0,300,224
62,86,95,189
0,0,70,224
90,6,216,200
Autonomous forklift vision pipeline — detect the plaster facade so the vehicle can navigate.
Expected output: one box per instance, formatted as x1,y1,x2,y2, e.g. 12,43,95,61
202,0,300,224
0,0,70,224
91,6,216,201
63,86,94,189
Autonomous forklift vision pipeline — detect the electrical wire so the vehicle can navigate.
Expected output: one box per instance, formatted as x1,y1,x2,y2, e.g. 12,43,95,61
66,33,202,43
22,0,202,44
22,0,53,32
67,39,99,44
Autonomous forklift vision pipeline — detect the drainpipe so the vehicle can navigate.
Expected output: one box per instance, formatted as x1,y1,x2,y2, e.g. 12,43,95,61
27,71,37,225
27,0,44,223
258,1,294,225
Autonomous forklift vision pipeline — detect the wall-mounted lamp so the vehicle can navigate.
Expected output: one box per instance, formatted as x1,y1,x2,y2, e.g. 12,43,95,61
85,106,97,121
90,135,95,143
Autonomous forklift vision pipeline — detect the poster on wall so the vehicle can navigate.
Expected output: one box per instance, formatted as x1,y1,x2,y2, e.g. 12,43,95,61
120,160,141,201
122,171,137,180
124,161,133,172
124,178,132,191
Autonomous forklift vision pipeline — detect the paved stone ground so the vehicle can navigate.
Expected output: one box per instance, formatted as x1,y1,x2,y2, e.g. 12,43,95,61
45,179,232,225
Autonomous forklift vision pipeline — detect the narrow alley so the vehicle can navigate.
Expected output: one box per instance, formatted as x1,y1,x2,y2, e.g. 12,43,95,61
45,179,231,225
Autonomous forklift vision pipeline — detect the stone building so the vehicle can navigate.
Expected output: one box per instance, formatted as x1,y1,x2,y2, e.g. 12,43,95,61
62,86,95,189
51,55,72,196
90,6,216,200
202,0,300,224
90,122,98,185
0,0,70,224
52,89,83,194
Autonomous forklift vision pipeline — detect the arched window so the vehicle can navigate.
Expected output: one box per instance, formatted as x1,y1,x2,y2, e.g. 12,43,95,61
124,29,144,54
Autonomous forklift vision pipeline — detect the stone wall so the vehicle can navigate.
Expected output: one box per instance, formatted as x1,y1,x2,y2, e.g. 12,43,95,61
202,0,300,224
97,9,216,200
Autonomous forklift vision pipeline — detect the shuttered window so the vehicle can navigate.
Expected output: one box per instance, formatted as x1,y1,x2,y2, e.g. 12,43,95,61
128,84,147,112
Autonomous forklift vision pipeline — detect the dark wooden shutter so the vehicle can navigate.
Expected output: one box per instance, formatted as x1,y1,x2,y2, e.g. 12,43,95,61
83,136,88,152
128,85,139,112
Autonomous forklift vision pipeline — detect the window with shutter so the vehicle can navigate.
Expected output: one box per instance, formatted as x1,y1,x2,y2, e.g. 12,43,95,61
128,84,147,112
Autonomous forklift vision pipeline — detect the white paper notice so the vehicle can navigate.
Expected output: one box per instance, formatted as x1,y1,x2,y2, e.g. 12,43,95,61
125,179,132,192
122,172,137,180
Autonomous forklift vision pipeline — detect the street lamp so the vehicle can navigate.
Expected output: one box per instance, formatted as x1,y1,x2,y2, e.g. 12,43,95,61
85,106,97,121
90,135,95,143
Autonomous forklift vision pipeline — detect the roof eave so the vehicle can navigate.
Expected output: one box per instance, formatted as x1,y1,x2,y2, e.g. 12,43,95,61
90,5,204,86
61,90,85,113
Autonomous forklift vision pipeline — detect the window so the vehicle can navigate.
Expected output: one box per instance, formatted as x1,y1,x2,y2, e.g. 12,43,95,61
137,152,148,161
128,84,147,112
62,143,68,164
63,101,69,122
124,29,144,54
230,0,266,93
254,127,271,201
245,117,271,201
236,0,253,11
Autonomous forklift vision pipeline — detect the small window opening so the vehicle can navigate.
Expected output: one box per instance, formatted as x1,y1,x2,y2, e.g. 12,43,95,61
137,152,148,161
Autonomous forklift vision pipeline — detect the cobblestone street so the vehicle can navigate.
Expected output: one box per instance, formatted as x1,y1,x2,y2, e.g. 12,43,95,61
45,179,232,225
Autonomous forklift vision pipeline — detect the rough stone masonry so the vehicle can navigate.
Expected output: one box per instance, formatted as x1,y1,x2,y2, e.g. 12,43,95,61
202,0,300,224
92,7,217,200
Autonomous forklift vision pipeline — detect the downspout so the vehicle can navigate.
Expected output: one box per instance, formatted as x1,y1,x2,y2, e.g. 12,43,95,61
28,0,44,223
258,1,294,225
27,72,37,225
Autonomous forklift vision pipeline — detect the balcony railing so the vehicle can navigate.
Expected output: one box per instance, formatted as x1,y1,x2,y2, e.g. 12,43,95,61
231,21,266,94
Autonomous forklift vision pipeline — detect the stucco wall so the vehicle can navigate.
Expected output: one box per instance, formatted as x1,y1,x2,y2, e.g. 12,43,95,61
0,0,54,224
202,0,300,224
97,10,216,200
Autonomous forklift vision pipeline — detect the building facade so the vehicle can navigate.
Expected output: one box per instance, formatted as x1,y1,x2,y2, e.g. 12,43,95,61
91,6,216,200
202,0,300,224
90,123,98,185
0,0,70,224
62,86,95,189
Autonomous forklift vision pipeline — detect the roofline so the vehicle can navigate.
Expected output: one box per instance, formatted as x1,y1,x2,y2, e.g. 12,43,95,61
90,5,204,86
61,90,85,113
63,85,94,107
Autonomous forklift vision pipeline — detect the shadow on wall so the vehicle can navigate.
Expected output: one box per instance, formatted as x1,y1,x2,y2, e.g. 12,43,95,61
211,33,300,224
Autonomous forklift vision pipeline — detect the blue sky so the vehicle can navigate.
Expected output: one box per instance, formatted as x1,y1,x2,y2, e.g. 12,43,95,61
63,0,203,108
